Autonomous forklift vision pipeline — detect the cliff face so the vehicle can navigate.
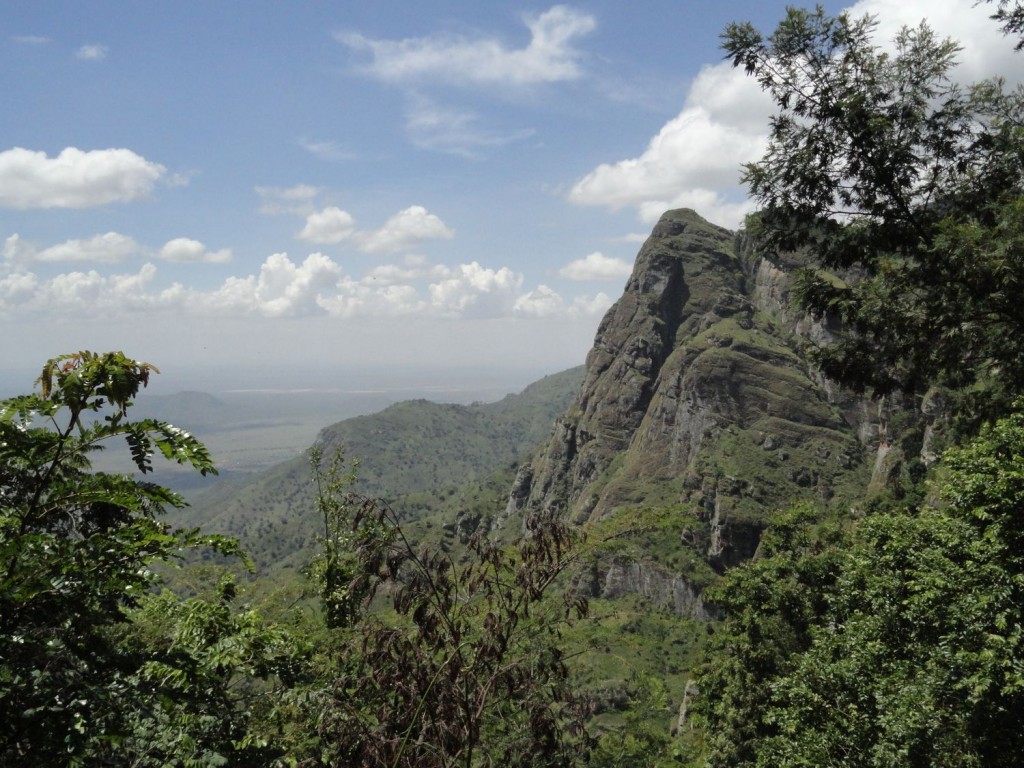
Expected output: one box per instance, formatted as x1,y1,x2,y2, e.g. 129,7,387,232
510,209,920,614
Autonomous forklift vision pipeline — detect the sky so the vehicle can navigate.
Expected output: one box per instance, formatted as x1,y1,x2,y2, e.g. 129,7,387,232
0,0,1019,391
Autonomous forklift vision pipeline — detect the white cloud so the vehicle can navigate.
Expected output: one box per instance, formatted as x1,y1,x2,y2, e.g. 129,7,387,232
13,35,50,45
570,291,615,317
365,260,449,285
206,252,455,319
339,5,595,86
514,285,564,317
406,96,534,158
3,232,231,266
568,0,1017,230
0,263,185,313
37,232,142,263
296,204,454,253
848,0,1021,85
356,205,454,253
3,234,36,265
0,248,610,325
158,238,232,264
319,278,427,318
0,271,40,306
428,262,523,317
208,252,343,318
0,147,166,209
2,232,142,264
559,251,633,281
297,206,357,244
76,44,108,61
569,63,768,228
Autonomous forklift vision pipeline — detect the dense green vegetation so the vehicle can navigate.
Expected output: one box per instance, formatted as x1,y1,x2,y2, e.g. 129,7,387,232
696,411,1024,766
691,3,1024,765
0,353,595,765
4,3,1024,765
0,352,282,764
173,366,582,570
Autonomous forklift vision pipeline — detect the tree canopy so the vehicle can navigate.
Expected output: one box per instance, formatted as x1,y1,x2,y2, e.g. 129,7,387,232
697,408,1024,766
724,4,1024,417
692,5,1024,765
0,352,303,763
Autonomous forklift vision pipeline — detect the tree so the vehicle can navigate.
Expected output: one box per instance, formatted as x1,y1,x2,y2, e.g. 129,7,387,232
723,5,1024,419
693,504,846,767
0,352,267,763
987,0,1024,49
120,578,311,766
696,408,1024,766
307,450,592,768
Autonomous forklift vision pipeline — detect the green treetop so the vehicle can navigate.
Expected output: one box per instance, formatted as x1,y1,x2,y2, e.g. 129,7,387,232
723,3,1024,418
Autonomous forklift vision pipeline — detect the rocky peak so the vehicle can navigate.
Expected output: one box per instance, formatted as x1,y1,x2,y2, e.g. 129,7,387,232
519,210,745,519
508,209,924,613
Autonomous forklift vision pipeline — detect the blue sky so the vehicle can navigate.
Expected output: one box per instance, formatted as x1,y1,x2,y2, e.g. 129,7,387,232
0,1,1017,389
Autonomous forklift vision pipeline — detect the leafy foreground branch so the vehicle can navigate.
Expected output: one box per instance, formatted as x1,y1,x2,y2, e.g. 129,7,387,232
307,448,593,768
0,351,280,764
723,3,1024,423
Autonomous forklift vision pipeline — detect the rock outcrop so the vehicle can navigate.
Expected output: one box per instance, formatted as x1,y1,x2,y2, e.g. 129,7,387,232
510,209,924,612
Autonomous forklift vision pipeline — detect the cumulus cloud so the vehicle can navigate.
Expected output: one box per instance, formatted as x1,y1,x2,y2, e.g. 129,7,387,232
297,207,357,244
38,232,142,263
209,252,343,318
76,44,108,60
296,204,454,253
848,0,1021,85
357,205,455,254
2,232,143,264
514,285,564,317
319,279,427,318
0,263,185,314
568,0,1016,230
365,260,449,285
428,262,523,317
0,271,40,306
568,63,769,228
4,232,232,267
570,291,615,317
559,251,633,281
158,238,232,264
339,5,595,86
0,147,166,209
4,235,37,265
0,248,609,324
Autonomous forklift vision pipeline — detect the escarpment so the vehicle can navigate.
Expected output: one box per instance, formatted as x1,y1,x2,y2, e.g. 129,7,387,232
510,209,930,614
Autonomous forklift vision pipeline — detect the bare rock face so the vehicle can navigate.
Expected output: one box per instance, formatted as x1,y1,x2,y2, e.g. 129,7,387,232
511,209,921,613
523,210,748,519
522,210,869,521
599,558,713,620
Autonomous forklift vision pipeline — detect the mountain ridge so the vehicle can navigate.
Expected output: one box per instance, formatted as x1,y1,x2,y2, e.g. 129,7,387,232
177,365,584,569
506,208,930,612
